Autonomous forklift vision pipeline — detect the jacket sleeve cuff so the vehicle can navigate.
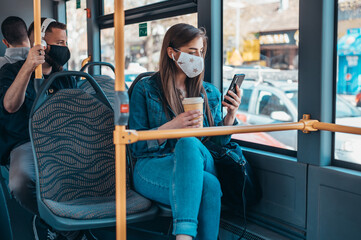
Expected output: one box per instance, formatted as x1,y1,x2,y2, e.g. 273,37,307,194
146,128,167,152
146,139,160,151
217,118,239,127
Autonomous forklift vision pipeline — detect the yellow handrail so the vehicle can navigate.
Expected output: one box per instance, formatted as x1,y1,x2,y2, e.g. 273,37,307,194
313,122,361,135
34,0,41,78
81,56,92,68
80,56,92,80
114,122,311,145
114,0,126,240
116,117,361,146
136,122,305,141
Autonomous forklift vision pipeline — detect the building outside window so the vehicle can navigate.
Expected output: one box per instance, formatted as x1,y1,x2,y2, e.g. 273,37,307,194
223,0,299,151
66,0,88,71
335,0,361,165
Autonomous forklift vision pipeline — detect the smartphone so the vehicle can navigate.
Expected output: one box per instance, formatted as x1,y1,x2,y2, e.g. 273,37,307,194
224,74,245,104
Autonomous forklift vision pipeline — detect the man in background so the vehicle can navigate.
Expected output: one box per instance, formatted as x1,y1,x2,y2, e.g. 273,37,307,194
0,16,30,68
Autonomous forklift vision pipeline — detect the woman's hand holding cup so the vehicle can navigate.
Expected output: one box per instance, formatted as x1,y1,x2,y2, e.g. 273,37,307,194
159,110,203,130
159,97,204,130
175,110,203,128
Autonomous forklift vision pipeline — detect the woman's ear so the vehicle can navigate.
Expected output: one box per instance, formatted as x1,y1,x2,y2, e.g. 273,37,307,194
167,47,175,60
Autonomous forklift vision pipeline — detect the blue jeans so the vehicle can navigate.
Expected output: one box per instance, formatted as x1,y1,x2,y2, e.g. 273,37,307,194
133,137,222,239
9,142,38,215
8,142,86,239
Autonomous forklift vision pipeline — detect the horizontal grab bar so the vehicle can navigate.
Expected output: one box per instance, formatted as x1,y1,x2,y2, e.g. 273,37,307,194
313,122,361,135
136,122,305,141
115,115,361,145
114,116,318,144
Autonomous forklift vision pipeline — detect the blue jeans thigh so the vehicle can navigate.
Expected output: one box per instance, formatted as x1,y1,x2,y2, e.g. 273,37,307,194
133,155,173,206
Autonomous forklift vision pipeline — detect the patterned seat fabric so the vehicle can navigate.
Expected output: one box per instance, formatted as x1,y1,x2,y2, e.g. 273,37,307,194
44,196,115,220
43,189,151,220
126,189,152,215
78,75,115,109
32,89,150,220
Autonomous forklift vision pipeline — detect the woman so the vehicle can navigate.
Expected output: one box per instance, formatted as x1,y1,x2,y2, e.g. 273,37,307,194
129,23,241,240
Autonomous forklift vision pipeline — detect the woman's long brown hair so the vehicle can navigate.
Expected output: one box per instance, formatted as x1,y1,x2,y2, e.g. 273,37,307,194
159,23,214,126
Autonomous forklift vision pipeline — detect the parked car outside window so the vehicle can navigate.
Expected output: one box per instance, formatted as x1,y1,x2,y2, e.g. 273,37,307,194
229,80,361,164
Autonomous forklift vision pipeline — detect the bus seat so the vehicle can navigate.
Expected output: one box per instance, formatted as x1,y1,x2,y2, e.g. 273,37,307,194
127,71,156,98
78,62,116,109
29,71,157,231
128,72,172,218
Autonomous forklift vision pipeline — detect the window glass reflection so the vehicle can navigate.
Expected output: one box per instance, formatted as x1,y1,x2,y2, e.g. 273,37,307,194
66,0,88,70
335,0,361,164
224,0,299,150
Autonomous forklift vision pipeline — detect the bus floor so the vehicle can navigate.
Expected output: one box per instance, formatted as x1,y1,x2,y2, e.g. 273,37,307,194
93,214,292,240
4,214,174,240
91,216,175,240
3,212,293,240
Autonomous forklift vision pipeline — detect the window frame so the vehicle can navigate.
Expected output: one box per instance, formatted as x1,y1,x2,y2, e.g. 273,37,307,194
332,0,361,169
98,0,197,29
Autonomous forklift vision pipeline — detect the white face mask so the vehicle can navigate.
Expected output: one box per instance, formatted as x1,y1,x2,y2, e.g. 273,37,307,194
172,50,204,78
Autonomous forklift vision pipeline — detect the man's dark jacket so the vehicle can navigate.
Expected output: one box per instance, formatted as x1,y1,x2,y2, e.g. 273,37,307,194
0,60,76,165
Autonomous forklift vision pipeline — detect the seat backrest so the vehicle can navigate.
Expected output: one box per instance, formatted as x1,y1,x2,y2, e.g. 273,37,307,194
80,62,115,74
128,72,155,100
78,62,117,109
79,75,116,108
30,72,116,203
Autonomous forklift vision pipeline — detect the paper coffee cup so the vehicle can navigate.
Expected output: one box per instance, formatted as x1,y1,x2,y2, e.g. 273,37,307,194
182,97,204,128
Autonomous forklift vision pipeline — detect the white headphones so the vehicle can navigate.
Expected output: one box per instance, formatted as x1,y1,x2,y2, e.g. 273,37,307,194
40,18,56,48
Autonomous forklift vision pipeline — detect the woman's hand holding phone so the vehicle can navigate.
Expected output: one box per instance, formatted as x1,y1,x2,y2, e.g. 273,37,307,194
222,74,244,125
223,85,242,113
222,85,242,126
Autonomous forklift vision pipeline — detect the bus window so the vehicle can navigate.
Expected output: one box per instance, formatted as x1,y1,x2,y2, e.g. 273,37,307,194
335,0,361,165
223,0,299,151
104,0,166,14
100,13,197,87
66,0,88,71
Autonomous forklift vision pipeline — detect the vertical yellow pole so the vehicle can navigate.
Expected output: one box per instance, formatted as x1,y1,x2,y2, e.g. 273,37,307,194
114,0,126,239
33,0,42,78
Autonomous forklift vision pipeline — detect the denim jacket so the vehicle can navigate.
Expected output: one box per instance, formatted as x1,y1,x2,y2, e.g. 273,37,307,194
129,73,235,159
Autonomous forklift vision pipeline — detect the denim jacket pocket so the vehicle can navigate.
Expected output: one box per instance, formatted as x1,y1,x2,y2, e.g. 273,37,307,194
147,91,163,127
208,97,219,116
148,91,161,102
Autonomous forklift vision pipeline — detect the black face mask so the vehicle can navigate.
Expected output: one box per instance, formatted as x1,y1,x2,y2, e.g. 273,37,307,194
47,45,71,66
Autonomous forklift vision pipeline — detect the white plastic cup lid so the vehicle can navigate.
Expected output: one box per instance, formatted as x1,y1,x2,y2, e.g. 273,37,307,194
182,97,204,105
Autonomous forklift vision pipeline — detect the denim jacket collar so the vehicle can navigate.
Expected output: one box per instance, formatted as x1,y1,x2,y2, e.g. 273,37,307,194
149,73,176,117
